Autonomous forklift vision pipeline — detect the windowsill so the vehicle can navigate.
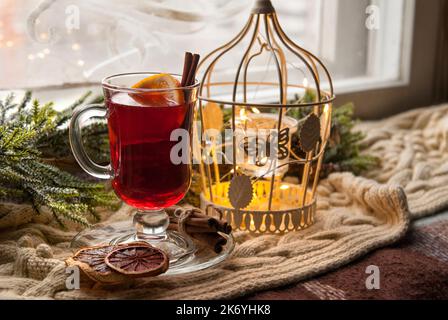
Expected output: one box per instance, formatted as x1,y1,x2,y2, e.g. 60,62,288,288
332,76,410,95
0,85,102,112
0,75,410,109
197,76,410,103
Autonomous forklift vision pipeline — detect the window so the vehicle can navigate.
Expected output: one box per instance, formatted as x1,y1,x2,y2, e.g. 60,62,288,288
0,0,415,95
324,0,416,93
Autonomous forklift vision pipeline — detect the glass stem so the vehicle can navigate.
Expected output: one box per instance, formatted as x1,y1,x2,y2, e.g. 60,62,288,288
133,210,169,241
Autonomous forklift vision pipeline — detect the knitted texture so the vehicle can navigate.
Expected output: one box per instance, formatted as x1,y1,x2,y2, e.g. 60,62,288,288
0,103,447,299
360,104,448,217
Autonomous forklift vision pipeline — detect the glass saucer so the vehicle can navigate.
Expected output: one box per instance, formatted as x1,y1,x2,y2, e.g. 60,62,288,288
70,220,234,275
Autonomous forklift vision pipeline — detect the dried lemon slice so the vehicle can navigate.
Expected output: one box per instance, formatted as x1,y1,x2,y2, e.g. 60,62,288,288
66,242,157,284
105,243,169,278
66,244,129,284
131,73,184,106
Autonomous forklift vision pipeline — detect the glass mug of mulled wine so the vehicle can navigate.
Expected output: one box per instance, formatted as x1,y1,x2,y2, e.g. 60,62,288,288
69,72,198,264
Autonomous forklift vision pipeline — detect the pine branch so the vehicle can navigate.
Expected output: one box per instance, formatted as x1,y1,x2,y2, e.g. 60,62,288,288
18,91,32,113
36,92,110,163
287,100,379,178
0,92,119,227
0,94,17,125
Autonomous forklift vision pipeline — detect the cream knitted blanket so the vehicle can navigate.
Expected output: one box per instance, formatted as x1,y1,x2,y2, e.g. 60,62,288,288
1,104,447,300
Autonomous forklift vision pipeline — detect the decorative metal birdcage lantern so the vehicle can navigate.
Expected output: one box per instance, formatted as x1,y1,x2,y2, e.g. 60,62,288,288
195,0,335,234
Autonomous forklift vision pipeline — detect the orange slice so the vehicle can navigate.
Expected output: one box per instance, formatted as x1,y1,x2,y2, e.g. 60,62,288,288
66,244,129,284
66,242,157,284
105,243,169,278
131,73,184,106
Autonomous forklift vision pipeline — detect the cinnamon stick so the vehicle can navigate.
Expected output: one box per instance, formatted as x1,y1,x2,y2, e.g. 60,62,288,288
186,53,200,86
181,52,193,87
167,224,227,254
170,216,232,235
168,223,180,232
190,233,228,254
166,206,231,253
190,209,232,234
180,52,200,87
214,220,232,234
168,223,221,235
170,216,213,227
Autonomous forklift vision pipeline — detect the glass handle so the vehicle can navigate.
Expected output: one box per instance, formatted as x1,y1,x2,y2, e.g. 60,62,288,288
69,104,112,180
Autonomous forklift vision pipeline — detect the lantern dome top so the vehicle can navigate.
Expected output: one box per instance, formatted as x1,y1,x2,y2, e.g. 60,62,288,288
197,0,335,109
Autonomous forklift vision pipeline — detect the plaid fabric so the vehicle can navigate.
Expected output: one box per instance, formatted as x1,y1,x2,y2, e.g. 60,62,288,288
247,213,448,300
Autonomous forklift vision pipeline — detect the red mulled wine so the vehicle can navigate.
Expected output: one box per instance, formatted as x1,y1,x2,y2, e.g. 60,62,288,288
106,93,193,209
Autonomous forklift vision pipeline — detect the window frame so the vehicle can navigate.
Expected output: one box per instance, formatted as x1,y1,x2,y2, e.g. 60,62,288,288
322,0,416,94
336,0,442,119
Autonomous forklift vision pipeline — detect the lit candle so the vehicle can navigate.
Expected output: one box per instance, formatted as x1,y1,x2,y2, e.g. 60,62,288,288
280,184,290,190
234,112,298,178
251,107,260,114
